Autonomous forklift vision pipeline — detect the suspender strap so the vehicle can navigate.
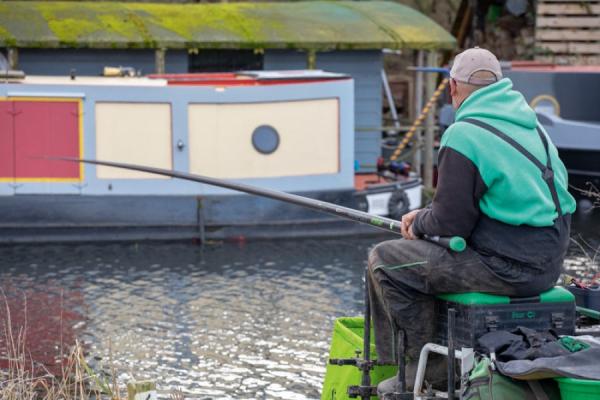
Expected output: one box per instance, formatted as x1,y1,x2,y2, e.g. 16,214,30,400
461,118,563,216
535,125,563,217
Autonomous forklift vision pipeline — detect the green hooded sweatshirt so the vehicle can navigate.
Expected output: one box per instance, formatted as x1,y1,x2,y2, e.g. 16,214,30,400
412,78,576,289
444,78,576,226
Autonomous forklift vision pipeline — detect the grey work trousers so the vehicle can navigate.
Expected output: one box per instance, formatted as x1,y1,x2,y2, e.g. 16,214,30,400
367,239,531,363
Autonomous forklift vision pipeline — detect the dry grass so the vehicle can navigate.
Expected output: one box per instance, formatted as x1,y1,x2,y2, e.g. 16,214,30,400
1,289,186,399
0,289,120,400
572,182,600,210
570,234,600,269
565,181,600,286
169,388,185,400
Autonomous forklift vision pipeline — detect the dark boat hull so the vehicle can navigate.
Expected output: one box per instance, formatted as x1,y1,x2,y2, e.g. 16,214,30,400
0,181,420,243
558,148,600,191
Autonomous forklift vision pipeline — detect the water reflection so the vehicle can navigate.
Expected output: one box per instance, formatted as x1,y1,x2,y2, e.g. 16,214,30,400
0,278,86,375
0,239,371,399
0,212,598,399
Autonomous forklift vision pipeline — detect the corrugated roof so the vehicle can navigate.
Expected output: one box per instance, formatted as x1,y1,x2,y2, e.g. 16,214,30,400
0,1,455,50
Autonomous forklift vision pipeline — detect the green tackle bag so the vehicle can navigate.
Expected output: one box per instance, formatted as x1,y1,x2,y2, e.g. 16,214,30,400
462,356,561,400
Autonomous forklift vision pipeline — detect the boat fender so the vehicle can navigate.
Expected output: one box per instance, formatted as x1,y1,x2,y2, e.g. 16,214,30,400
388,188,410,220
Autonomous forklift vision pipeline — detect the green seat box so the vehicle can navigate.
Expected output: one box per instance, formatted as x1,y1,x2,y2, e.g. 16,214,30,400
321,317,397,400
435,286,576,348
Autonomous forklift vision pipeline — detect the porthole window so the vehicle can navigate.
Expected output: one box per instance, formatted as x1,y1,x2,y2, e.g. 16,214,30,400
251,125,280,155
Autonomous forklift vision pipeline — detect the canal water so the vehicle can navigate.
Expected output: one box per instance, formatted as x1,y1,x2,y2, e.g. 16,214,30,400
0,211,598,399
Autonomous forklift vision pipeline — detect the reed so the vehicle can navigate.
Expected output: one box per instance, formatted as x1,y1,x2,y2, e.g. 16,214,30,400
0,289,117,400
170,388,185,400
1,290,186,399
572,181,600,210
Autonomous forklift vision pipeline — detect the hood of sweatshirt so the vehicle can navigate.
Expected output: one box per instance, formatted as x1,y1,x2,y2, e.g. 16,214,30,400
454,78,538,130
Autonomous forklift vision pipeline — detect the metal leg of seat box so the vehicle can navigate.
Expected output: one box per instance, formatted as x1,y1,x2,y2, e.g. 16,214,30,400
448,309,456,399
412,345,475,398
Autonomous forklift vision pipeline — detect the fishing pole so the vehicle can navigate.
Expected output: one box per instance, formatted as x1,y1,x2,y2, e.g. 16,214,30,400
58,158,465,252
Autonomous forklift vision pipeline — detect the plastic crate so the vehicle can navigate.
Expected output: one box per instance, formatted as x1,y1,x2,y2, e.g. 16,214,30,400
435,287,576,348
556,378,600,400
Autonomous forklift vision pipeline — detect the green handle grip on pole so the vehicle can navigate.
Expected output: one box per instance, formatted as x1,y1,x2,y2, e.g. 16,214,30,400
423,235,466,252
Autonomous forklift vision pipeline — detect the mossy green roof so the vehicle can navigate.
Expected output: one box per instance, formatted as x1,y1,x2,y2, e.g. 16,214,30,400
0,1,455,50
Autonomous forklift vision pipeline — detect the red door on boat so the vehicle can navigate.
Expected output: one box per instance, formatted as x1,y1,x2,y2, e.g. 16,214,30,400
0,99,81,181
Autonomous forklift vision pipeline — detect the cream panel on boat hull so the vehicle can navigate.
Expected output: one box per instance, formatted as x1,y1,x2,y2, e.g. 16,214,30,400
95,103,172,179
188,99,339,179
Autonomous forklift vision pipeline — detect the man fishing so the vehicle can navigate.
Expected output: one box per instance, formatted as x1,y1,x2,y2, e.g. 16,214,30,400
371,47,576,397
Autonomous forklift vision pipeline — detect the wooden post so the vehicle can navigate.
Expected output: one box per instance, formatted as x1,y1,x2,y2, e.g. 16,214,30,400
412,50,424,176
155,48,166,74
306,49,317,70
7,48,18,70
423,51,439,190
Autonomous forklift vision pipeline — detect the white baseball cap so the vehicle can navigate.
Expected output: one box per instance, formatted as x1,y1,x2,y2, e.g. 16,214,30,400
450,47,502,85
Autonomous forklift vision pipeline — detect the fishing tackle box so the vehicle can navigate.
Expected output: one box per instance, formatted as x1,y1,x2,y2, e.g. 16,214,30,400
434,286,576,348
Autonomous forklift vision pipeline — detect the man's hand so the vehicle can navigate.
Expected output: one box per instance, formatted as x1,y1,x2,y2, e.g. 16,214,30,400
400,209,420,240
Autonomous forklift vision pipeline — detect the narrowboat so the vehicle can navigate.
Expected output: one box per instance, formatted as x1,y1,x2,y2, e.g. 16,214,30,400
0,71,421,243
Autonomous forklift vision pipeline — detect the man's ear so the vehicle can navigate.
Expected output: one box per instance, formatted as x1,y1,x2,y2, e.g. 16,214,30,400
449,78,457,97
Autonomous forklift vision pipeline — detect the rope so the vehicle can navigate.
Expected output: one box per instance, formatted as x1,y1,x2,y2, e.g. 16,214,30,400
389,77,449,161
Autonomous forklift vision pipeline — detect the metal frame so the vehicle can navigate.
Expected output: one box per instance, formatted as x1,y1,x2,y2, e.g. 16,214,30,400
413,344,475,399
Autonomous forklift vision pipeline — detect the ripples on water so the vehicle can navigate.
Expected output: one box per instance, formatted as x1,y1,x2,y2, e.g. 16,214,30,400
0,212,598,399
0,238,376,399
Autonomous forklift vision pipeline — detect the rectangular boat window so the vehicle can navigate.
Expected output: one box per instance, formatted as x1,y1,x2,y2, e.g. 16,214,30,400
188,50,263,72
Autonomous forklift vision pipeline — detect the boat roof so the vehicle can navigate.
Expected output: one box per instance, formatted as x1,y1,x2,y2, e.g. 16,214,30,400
0,1,455,51
4,71,349,87
9,76,168,86
150,70,351,86
510,61,600,73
